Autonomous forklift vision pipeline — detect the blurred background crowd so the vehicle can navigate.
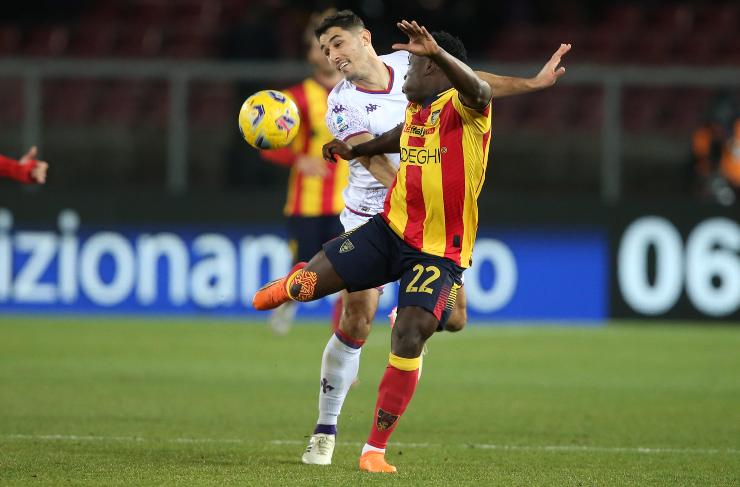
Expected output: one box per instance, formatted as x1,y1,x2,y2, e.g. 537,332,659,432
0,0,738,204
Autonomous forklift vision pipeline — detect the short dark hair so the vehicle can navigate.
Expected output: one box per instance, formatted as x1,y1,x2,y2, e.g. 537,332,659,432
315,9,365,39
432,31,467,63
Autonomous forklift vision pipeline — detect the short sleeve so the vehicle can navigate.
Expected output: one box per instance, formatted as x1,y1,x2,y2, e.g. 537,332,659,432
326,94,370,141
451,90,492,134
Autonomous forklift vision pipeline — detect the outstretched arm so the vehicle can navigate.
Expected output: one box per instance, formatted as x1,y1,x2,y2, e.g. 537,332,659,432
475,43,571,98
322,126,403,188
0,146,48,184
323,123,402,161
393,20,491,110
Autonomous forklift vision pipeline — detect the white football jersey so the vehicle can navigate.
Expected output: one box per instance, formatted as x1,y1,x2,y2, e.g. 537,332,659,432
326,50,409,221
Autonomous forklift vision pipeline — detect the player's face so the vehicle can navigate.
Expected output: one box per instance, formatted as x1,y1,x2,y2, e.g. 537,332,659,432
402,54,429,104
319,27,370,81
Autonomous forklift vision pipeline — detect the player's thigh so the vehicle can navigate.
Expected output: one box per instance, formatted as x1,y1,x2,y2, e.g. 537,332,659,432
339,288,381,340
398,256,463,331
322,216,396,292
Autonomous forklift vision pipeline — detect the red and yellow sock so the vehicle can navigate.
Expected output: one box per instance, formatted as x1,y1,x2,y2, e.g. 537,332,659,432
285,265,318,302
366,353,421,450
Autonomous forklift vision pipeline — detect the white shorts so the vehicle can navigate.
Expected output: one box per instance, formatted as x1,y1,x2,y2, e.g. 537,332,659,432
339,206,375,232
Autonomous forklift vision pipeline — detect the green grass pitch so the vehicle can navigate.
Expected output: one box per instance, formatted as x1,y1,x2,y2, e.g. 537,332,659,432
1,317,738,485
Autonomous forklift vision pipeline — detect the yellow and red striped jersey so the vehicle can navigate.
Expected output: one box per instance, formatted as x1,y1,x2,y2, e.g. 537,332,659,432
262,77,348,217
382,88,492,268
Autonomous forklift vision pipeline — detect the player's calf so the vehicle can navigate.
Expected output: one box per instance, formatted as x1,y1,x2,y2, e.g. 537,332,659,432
287,251,346,302
252,252,346,310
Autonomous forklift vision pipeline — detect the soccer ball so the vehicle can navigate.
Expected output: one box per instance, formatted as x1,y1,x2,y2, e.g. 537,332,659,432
238,90,300,150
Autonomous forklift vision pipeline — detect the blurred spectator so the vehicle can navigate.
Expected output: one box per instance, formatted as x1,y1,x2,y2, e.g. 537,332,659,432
691,92,740,205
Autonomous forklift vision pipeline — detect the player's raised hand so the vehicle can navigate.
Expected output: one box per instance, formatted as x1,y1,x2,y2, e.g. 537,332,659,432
531,43,571,89
30,161,48,184
19,146,37,165
19,146,48,184
322,139,354,163
392,20,439,57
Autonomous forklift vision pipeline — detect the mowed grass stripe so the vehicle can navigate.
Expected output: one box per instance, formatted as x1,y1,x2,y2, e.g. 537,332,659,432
5,433,738,455
1,317,738,486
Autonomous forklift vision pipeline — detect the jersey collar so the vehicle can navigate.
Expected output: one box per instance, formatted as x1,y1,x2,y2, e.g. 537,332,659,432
355,64,394,94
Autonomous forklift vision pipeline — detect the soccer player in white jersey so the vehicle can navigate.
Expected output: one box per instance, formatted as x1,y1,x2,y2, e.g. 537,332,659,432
300,10,570,465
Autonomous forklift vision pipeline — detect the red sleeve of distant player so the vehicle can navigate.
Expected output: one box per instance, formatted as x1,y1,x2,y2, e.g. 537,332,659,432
0,154,35,183
259,83,308,167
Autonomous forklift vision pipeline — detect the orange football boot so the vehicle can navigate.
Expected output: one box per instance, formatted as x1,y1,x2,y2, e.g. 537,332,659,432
358,451,397,473
252,262,306,311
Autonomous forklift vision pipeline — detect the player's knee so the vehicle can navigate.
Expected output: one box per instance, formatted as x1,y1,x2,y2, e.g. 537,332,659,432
445,308,467,332
391,307,437,357
339,301,374,339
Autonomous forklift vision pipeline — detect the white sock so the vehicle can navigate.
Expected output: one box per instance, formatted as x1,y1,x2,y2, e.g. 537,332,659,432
361,443,385,455
316,333,362,427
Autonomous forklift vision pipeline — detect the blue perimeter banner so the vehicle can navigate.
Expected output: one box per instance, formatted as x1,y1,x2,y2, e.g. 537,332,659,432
0,211,608,322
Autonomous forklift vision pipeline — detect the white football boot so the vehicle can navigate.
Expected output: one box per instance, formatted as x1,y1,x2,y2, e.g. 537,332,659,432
301,433,335,465
270,302,296,335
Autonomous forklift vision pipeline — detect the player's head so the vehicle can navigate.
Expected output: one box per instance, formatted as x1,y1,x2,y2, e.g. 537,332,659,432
305,8,338,76
315,9,377,82
402,31,468,104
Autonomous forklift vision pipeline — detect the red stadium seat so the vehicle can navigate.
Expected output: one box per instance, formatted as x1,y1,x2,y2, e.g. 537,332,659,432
650,4,695,35
622,88,668,133
173,0,221,32
521,87,577,131
718,36,740,65
488,24,541,62
140,81,169,127
584,25,628,63
0,26,21,56
135,0,171,24
674,34,721,65
570,87,603,131
84,1,121,24
67,22,118,58
189,81,235,127
605,4,646,32
663,88,712,134
630,29,678,65
694,4,738,36
23,26,69,57
0,79,23,124
94,80,148,126
114,25,163,58
161,27,213,59
44,79,97,125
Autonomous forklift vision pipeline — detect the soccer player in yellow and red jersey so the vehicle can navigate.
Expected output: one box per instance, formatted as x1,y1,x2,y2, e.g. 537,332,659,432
254,19,498,472
260,10,348,334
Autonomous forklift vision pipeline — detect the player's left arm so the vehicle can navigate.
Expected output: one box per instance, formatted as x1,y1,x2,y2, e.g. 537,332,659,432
393,20,490,110
474,43,570,98
323,123,403,163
